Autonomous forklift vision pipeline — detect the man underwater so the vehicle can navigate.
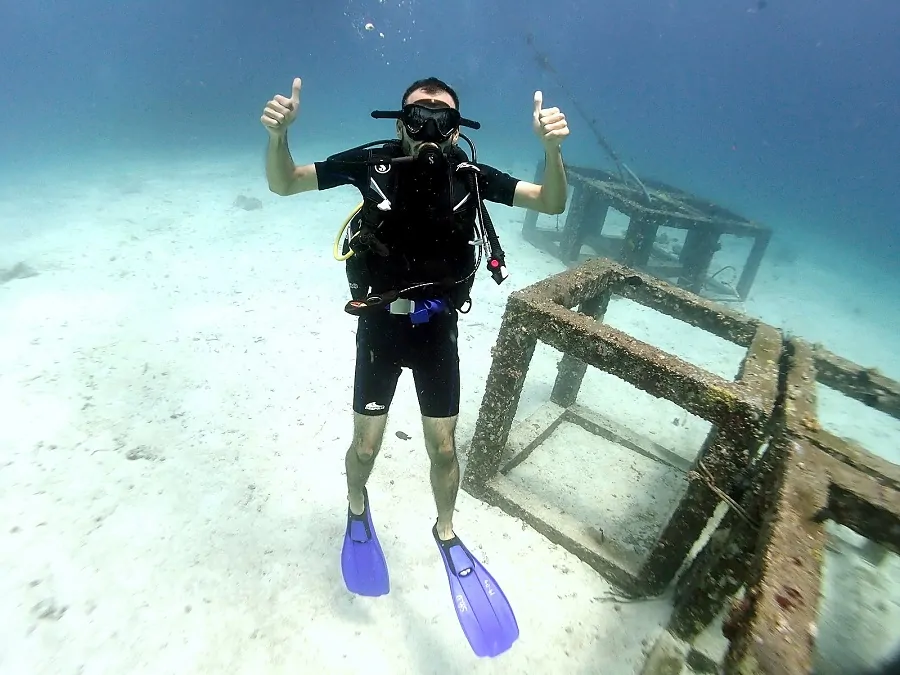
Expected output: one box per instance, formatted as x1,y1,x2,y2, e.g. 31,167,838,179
260,76,569,657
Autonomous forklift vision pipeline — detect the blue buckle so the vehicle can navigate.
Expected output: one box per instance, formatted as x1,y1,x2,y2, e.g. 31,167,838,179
410,299,446,324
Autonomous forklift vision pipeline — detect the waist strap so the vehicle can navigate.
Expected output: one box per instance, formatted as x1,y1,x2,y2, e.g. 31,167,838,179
343,291,447,323
388,298,447,324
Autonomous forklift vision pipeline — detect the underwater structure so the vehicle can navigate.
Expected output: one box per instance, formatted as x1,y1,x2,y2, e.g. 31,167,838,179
521,162,772,302
461,258,900,674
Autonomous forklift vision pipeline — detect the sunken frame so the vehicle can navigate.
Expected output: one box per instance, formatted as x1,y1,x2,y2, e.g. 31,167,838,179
521,161,772,302
603,337,900,674
716,340,899,674
461,257,782,596
461,255,900,672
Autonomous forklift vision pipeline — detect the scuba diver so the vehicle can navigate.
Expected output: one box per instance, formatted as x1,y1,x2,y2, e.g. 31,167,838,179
260,76,569,657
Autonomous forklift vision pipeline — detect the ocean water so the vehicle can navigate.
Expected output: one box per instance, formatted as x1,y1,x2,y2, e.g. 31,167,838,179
1,1,898,673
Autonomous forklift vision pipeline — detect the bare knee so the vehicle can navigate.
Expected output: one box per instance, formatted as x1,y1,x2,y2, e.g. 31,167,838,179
422,415,458,466
428,438,457,466
350,412,388,463
351,438,379,463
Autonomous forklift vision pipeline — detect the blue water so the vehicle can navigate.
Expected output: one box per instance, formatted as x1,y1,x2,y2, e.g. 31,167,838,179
2,1,899,673
2,0,898,268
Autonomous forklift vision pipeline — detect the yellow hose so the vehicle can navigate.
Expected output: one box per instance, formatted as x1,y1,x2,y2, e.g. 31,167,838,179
333,202,364,261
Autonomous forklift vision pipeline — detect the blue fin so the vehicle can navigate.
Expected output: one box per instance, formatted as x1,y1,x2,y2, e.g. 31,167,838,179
341,488,390,596
433,523,519,657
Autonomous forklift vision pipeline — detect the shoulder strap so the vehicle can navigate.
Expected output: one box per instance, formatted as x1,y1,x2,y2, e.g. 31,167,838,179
364,142,404,210
326,139,401,162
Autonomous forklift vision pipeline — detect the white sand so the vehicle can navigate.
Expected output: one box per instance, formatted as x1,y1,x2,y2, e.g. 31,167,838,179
1,153,898,674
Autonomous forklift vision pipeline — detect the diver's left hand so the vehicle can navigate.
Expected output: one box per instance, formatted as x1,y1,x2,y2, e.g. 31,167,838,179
532,91,569,149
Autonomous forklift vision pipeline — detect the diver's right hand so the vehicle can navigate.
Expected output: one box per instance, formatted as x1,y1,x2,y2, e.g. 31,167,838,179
261,77,302,135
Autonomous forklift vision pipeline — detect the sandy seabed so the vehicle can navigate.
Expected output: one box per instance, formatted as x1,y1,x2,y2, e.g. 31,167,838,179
1,153,898,674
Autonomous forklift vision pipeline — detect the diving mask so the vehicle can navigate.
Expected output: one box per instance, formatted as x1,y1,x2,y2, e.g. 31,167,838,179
371,104,481,144
400,104,460,142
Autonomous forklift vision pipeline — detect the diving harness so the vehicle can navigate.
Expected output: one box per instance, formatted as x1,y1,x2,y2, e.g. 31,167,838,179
331,131,508,320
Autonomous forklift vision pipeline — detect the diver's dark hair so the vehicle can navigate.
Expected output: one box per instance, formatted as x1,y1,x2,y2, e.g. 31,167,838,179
402,77,460,109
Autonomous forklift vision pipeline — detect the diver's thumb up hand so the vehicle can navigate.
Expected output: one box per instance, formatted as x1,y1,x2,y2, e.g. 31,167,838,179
531,91,544,136
532,89,569,149
261,77,302,136
289,77,302,109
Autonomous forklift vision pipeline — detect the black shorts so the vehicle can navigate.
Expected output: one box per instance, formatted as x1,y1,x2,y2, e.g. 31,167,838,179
353,309,460,418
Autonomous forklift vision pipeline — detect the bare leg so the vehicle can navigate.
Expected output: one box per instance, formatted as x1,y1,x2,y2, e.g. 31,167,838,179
422,415,460,540
346,412,389,515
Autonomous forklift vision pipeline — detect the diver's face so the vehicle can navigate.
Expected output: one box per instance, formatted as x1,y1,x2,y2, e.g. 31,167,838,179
398,88,460,155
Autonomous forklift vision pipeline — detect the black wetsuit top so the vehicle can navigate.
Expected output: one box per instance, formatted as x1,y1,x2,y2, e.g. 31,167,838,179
315,147,519,203
315,146,520,301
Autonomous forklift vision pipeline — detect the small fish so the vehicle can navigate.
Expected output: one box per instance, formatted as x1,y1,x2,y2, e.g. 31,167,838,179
395,430,411,441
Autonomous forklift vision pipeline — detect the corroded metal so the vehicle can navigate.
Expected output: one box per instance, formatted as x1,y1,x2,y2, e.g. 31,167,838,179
724,438,900,674
785,340,900,491
462,257,781,595
811,344,900,419
724,435,828,675
463,251,900,672
662,335,900,674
